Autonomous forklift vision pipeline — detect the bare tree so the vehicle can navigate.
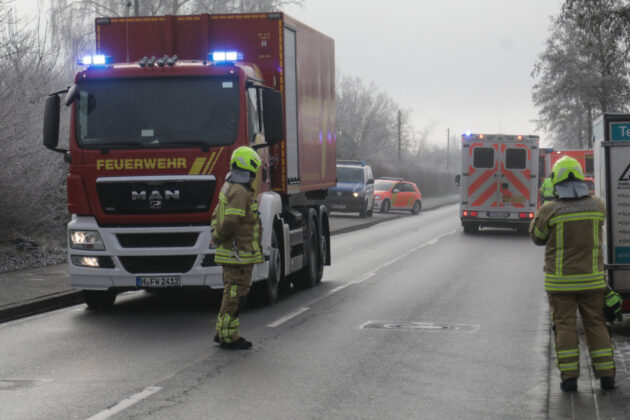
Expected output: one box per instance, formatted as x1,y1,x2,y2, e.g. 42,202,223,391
0,1,68,247
533,0,630,148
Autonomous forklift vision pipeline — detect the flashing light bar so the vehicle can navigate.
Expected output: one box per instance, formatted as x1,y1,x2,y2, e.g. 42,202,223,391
77,54,111,66
462,133,537,141
209,51,243,63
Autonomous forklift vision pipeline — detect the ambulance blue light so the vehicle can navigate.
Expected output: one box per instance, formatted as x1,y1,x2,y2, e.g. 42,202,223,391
209,51,243,63
464,131,472,137
77,54,110,66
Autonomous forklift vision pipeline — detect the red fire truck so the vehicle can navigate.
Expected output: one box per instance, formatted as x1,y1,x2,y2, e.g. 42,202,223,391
456,133,540,233
42,13,335,308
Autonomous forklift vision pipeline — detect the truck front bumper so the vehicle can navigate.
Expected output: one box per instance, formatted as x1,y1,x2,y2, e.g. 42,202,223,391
67,216,267,291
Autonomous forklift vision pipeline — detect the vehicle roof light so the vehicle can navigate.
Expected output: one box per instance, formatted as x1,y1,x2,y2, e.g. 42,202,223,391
77,54,111,67
209,51,243,63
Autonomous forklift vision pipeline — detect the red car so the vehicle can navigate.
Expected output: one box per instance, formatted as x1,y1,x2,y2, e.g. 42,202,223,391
373,178,422,214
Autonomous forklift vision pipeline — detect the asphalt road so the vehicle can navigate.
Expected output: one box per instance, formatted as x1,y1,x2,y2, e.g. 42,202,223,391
0,203,556,419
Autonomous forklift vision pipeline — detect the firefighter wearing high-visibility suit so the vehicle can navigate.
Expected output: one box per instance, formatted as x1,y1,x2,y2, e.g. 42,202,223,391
530,156,615,391
539,176,554,203
211,146,263,350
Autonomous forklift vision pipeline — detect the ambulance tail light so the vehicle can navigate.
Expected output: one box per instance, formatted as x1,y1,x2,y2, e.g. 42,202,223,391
463,210,478,217
519,212,534,219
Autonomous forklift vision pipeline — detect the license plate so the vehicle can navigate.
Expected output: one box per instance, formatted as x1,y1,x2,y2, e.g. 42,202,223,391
136,276,181,288
332,204,346,209
487,212,509,218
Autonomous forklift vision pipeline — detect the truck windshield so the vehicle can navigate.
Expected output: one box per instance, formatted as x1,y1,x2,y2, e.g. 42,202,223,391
75,77,239,149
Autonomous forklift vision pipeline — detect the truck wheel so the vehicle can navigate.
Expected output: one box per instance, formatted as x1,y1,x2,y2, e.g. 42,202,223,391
83,290,116,310
463,222,478,234
263,229,282,304
292,211,319,290
316,229,326,284
381,199,391,213
411,201,422,215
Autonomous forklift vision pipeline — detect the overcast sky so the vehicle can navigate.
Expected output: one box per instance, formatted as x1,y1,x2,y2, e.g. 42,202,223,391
15,0,563,147
285,0,563,147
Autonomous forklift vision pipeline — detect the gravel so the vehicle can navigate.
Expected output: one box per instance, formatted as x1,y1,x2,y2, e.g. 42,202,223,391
0,239,66,274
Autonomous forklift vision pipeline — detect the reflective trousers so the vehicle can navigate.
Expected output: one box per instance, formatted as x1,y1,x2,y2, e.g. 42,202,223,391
548,290,615,380
215,264,253,344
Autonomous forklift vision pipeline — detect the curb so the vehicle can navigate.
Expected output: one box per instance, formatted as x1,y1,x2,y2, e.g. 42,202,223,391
0,290,84,323
331,198,458,237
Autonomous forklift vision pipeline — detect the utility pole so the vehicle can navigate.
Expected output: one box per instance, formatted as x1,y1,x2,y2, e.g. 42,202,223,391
397,111,402,162
446,128,450,172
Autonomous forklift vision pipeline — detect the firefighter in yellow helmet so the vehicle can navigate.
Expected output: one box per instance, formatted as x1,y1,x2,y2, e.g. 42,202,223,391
530,156,615,391
211,146,263,349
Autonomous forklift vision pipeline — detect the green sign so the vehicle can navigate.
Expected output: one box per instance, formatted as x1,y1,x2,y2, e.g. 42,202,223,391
610,122,630,141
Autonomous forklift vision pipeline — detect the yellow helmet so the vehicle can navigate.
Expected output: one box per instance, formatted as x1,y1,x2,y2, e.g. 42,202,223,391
230,146,261,174
551,156,585,187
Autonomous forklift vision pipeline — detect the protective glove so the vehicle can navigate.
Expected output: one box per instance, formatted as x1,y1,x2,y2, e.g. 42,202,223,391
604,289,623,323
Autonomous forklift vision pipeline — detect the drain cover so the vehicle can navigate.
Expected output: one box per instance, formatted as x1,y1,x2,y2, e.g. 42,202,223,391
360,321,479,333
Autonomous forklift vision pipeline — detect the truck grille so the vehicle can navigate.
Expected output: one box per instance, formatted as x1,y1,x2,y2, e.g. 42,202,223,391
119,255,197,274
96,177,215,215
116,233,199,248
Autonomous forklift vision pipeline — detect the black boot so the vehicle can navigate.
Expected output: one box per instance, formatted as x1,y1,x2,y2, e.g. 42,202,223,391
220,337,252,350
601,376,615,390
213,334,220,344
560,378,577,392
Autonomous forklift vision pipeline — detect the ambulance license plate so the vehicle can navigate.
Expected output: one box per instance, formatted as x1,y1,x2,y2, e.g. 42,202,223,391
136,276,181,288
487,212,509,218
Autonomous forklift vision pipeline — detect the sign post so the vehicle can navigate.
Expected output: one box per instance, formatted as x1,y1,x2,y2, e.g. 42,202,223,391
594,114,630,305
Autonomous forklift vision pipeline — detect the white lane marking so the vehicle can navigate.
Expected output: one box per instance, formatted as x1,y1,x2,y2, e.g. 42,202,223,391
266,228,457,328
351,272,376,285
328,283,352,294
267,307,310,328
86,386,162,420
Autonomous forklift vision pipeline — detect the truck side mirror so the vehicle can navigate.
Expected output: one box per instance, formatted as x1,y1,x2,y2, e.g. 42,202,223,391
43,94,60,150
262,89,284,144
64,84,79,106
455,174,461,186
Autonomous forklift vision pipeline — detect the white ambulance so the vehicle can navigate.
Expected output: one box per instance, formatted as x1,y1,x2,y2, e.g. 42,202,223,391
456,133,540,234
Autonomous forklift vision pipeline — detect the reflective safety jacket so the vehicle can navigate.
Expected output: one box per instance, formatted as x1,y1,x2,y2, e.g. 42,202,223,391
540,177,555,203
529,196,606,293
211,180,263,265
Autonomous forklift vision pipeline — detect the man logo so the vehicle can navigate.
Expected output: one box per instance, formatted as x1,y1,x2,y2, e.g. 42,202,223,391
132,190,181,201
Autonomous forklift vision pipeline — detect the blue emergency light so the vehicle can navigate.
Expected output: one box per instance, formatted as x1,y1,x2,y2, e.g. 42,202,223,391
209,51,243,63
77,54,111,66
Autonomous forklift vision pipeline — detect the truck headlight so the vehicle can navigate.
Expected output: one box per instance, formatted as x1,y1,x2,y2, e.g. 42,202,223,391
352,192,359,198
69,230,105,250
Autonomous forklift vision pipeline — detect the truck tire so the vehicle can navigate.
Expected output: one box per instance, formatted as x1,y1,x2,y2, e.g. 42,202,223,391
292,211,319,290
411,201,422,215
83,290,116,310
463,222,478,234
381,199,391,213
263,229,282,304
